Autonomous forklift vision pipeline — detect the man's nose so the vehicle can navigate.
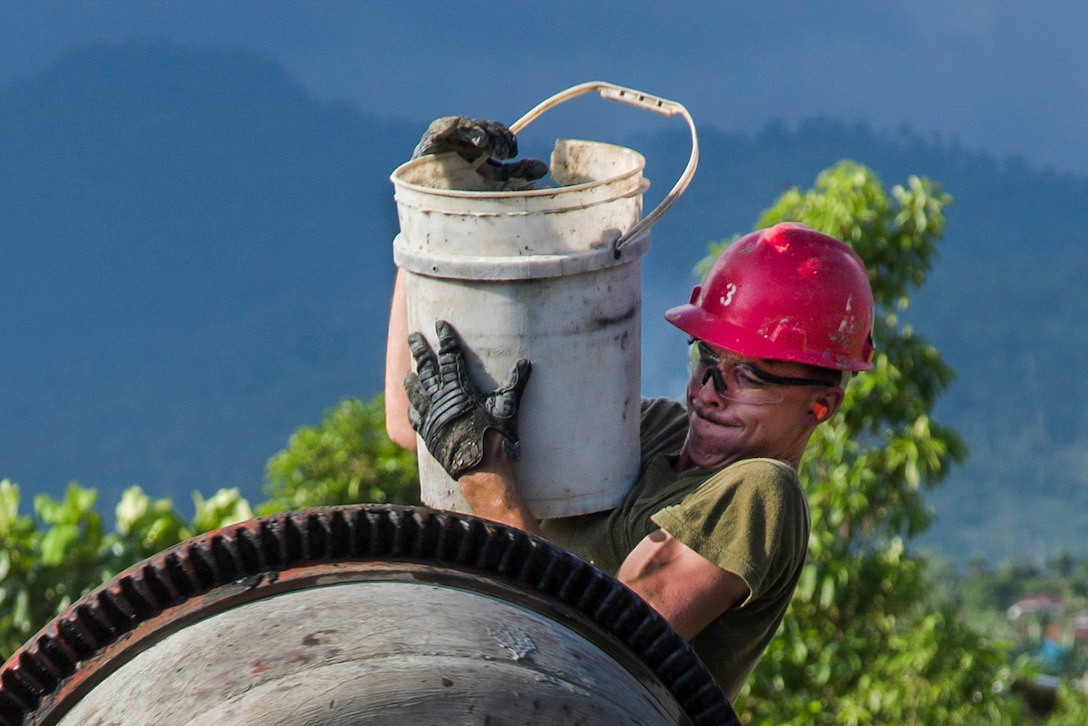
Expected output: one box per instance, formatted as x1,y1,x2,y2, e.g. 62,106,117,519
696,367,727,405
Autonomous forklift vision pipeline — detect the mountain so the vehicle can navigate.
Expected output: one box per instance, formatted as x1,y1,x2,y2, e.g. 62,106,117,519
2,42,1085,566
0,41,415,503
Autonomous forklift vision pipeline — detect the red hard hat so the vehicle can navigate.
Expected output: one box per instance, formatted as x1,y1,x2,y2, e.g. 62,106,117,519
665,223,875,371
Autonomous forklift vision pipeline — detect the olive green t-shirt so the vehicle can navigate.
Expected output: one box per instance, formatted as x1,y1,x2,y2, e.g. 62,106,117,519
541,397,810,700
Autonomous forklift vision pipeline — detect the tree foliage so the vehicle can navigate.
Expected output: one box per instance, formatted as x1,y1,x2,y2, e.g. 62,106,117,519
705,160,1075,723
0,395,418,660
259,397,420,514
0,479,244,657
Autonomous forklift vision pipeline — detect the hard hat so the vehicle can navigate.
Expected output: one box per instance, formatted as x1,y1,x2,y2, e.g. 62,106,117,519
665,222,875,371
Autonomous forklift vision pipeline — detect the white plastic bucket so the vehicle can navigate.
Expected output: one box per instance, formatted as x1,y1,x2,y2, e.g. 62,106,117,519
391,82,698,518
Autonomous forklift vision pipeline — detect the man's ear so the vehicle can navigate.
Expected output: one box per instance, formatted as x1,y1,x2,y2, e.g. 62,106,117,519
810,387,846,423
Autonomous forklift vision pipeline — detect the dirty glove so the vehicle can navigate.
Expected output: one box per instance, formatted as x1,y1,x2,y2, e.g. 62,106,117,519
412,116,548,188
404,320,532,479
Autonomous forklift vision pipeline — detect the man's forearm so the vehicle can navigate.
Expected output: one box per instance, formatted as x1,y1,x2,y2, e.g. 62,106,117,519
384,270,418,451
458,431,543,536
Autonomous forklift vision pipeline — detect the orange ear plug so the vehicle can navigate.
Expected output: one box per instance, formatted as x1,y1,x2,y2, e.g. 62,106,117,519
812,402,829,421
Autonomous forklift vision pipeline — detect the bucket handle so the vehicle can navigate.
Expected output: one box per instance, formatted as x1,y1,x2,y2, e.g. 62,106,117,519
510,81,699,253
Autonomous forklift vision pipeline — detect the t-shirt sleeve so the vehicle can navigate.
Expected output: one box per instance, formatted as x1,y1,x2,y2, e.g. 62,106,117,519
638,397,688,469
649,459,809,604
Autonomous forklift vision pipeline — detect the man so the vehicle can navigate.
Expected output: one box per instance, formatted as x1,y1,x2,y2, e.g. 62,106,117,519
385,120,875,700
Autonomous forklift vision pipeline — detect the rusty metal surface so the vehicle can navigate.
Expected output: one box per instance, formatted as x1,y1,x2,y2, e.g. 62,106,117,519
0,505,738,725
58,581,681,724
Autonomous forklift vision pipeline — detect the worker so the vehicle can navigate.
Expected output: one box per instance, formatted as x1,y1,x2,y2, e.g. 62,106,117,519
384,119,875,700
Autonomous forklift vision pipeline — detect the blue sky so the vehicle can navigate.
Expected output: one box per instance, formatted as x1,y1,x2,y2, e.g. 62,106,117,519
3,0,1086,176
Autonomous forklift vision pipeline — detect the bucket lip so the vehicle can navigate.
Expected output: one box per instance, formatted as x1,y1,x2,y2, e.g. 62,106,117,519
390,138,646,200
394,232,650,281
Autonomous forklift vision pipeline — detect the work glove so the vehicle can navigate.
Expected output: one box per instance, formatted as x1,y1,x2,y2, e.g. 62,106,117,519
404,320,532,480
412,116,548,188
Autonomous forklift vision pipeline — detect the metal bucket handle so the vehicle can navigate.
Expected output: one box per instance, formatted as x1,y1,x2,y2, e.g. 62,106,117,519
510,81,699,253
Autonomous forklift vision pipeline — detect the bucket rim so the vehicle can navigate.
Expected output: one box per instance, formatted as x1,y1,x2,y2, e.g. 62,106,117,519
389,138,646,200
393,232,650,281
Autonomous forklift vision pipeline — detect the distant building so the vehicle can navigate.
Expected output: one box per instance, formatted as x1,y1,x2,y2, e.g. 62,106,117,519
1074,611,1088,643
1007,594,1062,620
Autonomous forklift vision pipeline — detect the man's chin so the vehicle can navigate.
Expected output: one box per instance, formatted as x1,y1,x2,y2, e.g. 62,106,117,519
685,424,742,467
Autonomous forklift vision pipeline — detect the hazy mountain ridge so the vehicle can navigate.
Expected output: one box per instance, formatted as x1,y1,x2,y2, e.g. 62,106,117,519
2,42,1084,565
1,42,411,500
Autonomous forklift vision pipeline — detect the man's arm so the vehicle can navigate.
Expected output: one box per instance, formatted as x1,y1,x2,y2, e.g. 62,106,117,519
384,269,417,451
460,436,745,642
457,430,543,537
397,314,741,641
616,529,749,641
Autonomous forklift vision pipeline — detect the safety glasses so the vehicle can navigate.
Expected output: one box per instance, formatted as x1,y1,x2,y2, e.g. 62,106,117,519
690,340,841,405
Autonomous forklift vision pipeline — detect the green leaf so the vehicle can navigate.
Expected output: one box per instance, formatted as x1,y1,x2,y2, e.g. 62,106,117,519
40,523,79,566
192,488,254,534
115,486,150,535
0,480,22,534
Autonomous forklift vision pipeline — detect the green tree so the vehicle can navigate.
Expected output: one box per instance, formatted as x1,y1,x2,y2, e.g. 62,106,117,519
259,397,420,514
716,161,1027,723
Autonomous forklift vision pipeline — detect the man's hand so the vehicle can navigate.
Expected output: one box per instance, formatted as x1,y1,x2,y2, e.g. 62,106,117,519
412,116,548,188
413,116,519,163
404,320,531,480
